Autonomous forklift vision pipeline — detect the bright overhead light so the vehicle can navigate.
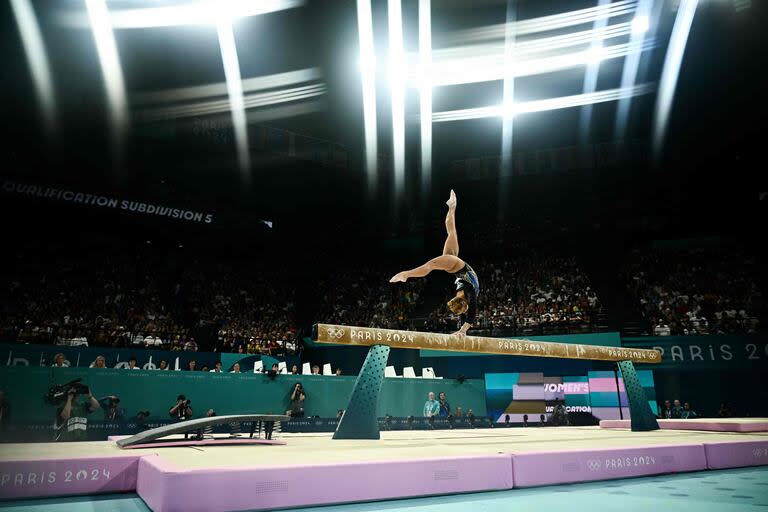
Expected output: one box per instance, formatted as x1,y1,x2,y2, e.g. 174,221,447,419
584,46,605,64
631,14,650,34
356,0,378,196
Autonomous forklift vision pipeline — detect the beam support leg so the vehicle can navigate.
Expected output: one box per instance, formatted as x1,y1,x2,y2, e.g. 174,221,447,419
617,360,659,432
333,344,390,439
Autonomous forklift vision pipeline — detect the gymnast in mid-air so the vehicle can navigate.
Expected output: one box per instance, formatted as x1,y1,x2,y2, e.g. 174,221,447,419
390,190,479,336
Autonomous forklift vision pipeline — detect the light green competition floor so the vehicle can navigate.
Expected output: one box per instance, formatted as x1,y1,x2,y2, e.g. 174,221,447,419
1,467,766,512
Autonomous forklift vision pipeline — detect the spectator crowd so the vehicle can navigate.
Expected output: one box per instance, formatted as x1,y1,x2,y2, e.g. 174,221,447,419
316,264,426,330
424,253,601,335
624,248,763,336
0,245,297,355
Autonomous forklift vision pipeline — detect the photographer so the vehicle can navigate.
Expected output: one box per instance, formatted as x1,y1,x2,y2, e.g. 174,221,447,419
169,395,193,421
550,399,569,426
55,384,100,442
100,396,124,421
0,390,10,434
286,383,305,418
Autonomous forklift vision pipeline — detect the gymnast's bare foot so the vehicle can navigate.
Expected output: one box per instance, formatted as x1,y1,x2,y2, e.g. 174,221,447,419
446,189,457,209
389,272,408,283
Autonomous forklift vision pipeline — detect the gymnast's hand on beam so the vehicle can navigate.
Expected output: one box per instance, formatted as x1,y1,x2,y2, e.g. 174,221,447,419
452,323,471,338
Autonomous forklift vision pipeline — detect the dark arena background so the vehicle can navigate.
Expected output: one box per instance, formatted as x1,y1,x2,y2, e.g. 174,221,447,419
1,1,767,511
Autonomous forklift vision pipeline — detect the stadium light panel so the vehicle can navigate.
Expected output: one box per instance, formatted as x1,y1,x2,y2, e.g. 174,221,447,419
631,14,650,34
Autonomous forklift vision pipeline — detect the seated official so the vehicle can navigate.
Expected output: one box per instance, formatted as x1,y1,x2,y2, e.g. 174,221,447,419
423,392,439,418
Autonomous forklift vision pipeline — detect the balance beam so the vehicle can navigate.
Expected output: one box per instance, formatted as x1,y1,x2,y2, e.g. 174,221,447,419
312,323,660,364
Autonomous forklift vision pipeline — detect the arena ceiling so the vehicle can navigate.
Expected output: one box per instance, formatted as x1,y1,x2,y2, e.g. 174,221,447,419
2,0,764,219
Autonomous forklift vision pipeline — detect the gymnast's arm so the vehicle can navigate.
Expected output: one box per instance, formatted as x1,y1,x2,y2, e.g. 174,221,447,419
454,322,472,336
452,290,473,336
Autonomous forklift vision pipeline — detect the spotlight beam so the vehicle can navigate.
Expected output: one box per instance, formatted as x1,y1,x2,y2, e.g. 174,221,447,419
57,0,303,29
216,21,252,184
430,21,634,63
357,0,378,196
419,0,432,200
501,0,516,177
132,68,322,105
432,83,655,123
85,0,128,162
499,0,517,222
135,85,327,121
652,0,699,162
579,0,611,146
389,0,406,201
426,39,656,87
10,0,57,139
443,0,637,44
613,1,654,141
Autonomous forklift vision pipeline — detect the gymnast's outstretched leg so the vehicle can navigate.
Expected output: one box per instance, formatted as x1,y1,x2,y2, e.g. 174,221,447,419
389,254,464,283
390,190,464,283
443,189,459,257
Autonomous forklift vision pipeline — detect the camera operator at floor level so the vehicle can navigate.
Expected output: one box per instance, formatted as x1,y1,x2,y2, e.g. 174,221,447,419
169,395,193,421
0,390,10,435
56,386,100,441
